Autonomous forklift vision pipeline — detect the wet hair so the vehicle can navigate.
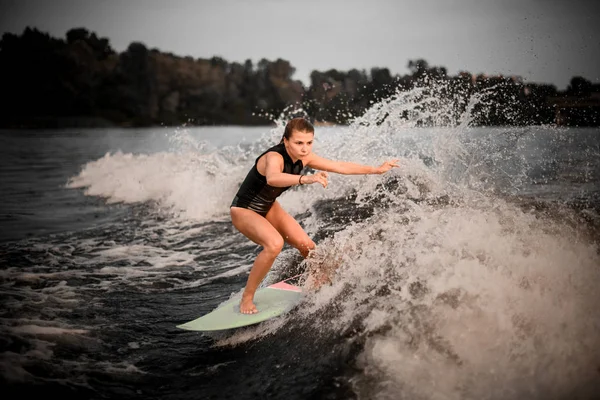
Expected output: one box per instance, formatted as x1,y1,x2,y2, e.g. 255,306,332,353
280,118,314,143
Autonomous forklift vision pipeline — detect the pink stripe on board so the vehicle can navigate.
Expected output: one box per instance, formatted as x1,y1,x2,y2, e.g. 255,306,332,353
268,281,302,292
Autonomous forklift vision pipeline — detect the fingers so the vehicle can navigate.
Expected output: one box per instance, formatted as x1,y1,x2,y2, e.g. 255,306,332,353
320,172,328,187
314,171,328,188
319,174,328,188
304,173,327,187
385,159,400,169
375,159,400,174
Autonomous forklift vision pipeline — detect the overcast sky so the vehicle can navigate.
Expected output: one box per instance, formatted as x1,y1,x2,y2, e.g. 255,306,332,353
1,0,599,89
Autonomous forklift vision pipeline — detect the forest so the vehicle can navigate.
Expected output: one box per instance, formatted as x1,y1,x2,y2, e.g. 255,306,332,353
1,27,598,128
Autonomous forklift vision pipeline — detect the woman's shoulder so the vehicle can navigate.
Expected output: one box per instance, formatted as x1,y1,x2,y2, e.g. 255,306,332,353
256,148,284,164
256,143,284,161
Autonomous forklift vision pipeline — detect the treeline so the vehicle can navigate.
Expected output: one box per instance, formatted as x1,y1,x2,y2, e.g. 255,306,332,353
1,27,599,128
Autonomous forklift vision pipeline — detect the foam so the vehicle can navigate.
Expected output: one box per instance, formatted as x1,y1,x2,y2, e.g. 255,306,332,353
299,194,600,399
49,86,600,398
67,150,246,221
9,325,89,336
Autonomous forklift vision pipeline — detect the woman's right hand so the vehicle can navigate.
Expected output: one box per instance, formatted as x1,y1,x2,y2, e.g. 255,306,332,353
305,171,328,188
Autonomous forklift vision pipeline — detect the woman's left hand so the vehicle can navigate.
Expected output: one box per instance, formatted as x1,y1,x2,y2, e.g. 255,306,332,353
375,159,400,174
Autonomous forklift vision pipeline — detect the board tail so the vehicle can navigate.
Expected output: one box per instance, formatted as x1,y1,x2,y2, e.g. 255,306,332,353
267,281,302,292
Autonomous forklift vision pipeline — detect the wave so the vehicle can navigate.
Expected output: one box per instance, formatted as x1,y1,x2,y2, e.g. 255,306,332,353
60,85,600,399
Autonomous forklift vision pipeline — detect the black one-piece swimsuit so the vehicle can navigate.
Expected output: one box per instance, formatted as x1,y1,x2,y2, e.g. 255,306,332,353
230,143,304,217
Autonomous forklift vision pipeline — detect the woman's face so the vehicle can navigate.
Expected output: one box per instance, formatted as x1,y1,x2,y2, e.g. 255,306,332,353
284,130,314,161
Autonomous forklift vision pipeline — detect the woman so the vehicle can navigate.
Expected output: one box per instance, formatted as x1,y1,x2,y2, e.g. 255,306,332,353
230,118,398,314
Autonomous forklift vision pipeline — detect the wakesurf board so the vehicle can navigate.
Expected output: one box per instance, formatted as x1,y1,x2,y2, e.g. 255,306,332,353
177,280,302,331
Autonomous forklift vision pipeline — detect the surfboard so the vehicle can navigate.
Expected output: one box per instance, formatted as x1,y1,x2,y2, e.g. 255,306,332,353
176,280,302,331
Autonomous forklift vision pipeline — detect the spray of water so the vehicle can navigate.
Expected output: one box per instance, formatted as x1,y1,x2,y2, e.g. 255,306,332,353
301,84,599,399
221,82,600,399
61,81,600,399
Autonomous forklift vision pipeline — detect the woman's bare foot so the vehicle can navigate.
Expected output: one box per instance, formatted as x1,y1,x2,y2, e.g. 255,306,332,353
240,293,258,314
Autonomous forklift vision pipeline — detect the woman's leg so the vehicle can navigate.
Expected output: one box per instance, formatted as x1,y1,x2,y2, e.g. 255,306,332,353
267,202,335,288
230,206,284,314
265,201,315,258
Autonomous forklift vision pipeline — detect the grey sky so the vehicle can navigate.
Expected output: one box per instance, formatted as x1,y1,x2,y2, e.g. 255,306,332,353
1,0,599,89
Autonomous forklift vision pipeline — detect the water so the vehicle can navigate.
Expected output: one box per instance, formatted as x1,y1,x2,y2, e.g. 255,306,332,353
1,94,600,399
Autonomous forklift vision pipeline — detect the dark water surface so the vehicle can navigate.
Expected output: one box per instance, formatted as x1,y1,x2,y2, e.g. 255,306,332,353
1,123,599,400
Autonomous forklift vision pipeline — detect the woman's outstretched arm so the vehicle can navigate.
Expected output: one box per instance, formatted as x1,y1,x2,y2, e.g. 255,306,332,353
305,154,399,175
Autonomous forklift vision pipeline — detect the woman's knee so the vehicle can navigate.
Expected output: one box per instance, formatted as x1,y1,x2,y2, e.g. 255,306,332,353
263,236,285,255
